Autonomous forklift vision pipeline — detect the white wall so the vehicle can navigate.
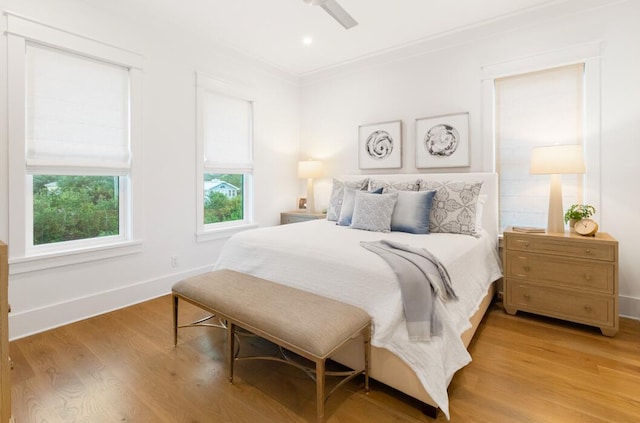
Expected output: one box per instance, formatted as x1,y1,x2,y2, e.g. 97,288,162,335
299,0,640,318
0,0,301,338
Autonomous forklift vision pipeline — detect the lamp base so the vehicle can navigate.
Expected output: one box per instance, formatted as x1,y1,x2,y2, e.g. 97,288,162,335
547,174,565,233
306,178,315,214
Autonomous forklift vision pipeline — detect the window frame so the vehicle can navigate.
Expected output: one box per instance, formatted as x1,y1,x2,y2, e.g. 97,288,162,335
6,13,143,274
481,42,602,234
195,72,256,242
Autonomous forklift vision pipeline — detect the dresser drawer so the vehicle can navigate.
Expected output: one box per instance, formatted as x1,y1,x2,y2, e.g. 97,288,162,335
506,235,615,261
506,282,614,327
505,252,614,293
281,214,308,224
280,212,326,224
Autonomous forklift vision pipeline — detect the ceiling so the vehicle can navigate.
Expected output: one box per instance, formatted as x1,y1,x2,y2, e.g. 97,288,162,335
82,0,571,76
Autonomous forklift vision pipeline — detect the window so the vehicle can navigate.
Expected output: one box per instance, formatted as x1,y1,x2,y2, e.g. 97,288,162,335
482,42,602,236
7,13,142,272
196,73,255,241
495,64,585,231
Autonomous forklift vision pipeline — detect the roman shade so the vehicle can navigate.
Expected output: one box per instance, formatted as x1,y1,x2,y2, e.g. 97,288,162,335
202,90,253,174
25,42,130,175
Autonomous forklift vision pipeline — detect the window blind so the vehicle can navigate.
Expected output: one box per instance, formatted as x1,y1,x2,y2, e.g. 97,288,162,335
495,63,584,231
203,90,253,173
25,43,130,175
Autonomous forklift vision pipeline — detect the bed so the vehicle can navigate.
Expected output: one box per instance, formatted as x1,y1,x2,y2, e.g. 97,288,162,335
214,172,502,419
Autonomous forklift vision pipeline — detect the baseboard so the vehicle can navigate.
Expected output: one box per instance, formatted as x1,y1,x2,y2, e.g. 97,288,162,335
8,265,213,340
619,294,640,321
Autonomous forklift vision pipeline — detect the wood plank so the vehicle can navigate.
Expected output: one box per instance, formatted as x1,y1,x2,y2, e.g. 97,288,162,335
9,297,640,422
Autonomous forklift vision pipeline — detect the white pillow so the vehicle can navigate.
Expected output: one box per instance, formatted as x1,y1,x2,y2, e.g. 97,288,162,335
475,194,487,232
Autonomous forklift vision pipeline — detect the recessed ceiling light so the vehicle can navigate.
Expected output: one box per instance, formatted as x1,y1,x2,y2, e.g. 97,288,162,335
302,37,313,45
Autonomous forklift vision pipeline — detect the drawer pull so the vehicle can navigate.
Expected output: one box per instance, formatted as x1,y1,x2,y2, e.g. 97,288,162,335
584,305,592,313
585,249,591,254
584,274,592,281
523,266,530,272
523,293,531,301
523,241,530,248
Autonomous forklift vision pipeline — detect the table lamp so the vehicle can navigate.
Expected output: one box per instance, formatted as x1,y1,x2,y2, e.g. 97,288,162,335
530,144,585,233
298,159,323,213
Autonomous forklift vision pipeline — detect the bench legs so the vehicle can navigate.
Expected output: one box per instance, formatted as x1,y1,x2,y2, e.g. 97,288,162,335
172,294,179,346
316,359,326,423
364,325,371,395
227,321,235,384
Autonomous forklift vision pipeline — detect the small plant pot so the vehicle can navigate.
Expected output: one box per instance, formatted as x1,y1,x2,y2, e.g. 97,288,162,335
569,219,579,231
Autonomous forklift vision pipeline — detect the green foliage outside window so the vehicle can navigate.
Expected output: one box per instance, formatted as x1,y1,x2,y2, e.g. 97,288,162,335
204,173,244,224
33,175,119,245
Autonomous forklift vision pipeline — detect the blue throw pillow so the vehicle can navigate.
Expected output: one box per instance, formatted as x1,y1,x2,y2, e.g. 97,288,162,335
338,187,383,226
390,190,437,234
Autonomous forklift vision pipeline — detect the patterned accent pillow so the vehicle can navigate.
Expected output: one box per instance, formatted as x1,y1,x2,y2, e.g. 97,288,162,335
369,179,419,192
350,191,399,233
338,187,383,226
418,180,483,236
327,178,369,221
390,190,437,234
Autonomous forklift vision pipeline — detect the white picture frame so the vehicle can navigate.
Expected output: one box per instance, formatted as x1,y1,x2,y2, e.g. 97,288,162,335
358,120,402,169
415,112,469,168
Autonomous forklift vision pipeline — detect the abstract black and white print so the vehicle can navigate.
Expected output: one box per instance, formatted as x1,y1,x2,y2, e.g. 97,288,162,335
424,124,459,157
365,130,394,160
416,113,469,168
359,120,402,169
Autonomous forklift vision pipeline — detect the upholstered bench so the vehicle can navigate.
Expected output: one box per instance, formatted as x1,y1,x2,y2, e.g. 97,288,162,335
172,269,372,423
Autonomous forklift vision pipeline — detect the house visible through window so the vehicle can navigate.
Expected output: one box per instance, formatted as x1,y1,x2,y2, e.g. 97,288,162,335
495,63,585,232
203,174,244,223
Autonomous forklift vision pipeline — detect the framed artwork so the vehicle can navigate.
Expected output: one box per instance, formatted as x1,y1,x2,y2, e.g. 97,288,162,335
358,120,402,169
298,197,307,209
415,112,469,168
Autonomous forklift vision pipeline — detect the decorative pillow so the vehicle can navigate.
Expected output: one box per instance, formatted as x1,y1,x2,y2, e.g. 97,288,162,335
418,180,483,236
390,190,437,234
350,191,399,233
369,179,419,192
337,187,383,226
327,178,369,221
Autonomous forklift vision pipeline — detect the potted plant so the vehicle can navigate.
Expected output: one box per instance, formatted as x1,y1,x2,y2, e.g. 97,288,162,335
564,204,596,228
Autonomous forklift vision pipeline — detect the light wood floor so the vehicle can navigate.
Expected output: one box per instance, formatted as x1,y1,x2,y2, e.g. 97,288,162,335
9,295,640,422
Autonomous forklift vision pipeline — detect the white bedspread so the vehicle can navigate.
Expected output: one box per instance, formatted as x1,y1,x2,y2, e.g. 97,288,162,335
214,219,502,418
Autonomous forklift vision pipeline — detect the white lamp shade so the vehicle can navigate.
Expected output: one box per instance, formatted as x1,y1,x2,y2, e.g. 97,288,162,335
298,160,324,179
530,144,585,175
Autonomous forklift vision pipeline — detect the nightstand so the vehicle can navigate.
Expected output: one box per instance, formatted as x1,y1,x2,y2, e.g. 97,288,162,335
503,228,618,336
280,210,326,225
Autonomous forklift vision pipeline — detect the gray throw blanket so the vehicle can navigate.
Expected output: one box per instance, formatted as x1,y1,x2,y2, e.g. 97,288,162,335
361,240,457,342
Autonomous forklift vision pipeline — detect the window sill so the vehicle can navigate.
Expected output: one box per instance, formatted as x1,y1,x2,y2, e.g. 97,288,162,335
196,223,258,243
9,240,143,275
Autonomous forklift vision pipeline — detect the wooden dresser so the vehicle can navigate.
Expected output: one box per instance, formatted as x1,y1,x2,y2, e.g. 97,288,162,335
0,242,11,422
503,229,618,336
280,210,326,225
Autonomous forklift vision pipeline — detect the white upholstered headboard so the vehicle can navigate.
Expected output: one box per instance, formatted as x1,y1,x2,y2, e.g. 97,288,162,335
338,173,499,241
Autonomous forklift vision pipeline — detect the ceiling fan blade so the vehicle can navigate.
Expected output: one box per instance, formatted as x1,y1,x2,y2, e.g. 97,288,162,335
320,0,358,29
